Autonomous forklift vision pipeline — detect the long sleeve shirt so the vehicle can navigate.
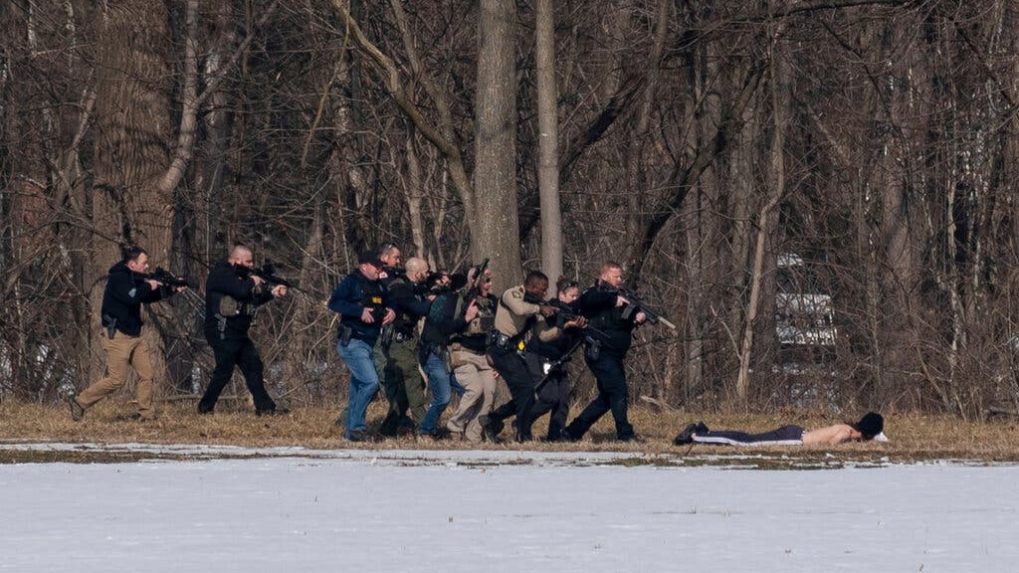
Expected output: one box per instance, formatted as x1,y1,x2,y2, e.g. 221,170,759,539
492,285,543,338
328,270,387,344
101,261,170,336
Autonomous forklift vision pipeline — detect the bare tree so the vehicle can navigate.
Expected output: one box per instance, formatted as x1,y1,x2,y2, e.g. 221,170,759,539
535,0,562,283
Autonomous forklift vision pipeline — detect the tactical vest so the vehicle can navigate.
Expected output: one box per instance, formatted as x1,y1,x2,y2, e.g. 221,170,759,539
358,275,385,319
462,294,496,336
387,275,420,334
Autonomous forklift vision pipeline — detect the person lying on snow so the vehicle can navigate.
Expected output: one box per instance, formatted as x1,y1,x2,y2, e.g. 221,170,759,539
673,412,888,447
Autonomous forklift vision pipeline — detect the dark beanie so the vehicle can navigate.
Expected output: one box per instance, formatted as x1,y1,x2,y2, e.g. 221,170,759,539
856,412,884,440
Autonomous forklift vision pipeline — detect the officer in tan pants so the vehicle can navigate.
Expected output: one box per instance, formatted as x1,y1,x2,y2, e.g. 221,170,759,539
69,246,184,421
445,267,499,441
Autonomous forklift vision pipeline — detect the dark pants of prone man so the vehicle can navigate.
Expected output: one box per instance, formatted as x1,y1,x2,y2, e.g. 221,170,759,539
692,424,805,446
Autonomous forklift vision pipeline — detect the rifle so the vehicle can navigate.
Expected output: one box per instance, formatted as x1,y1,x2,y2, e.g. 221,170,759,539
147,267,190,289
618,287,677,330
464,258,490,301
240,260,293,289
533,337,585,397
426,270,468,295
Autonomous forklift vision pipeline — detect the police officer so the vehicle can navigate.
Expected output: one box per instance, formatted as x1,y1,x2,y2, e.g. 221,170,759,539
68,246,185,421
445,267,499,442
417,271,479,439
377,256,432,436
198,244,288,415
478,271,557,442
328,251,395,441
563,261,646,442
524,277,587,441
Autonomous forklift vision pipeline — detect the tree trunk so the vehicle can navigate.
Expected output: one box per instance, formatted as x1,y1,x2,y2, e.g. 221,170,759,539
535,0,562,283
474,0,520,290
196,0,237,264
736,33,785,403
91,0,174,388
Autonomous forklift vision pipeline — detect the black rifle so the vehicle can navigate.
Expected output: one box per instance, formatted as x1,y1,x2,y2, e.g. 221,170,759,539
147,267,190,289
618,287,677,330
426,270,468,295
240,260,293,289
533,337,586,397
463,258,490,302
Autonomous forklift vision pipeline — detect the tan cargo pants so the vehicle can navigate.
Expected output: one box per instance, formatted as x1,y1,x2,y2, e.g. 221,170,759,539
75,330,154,418
446,348,511,442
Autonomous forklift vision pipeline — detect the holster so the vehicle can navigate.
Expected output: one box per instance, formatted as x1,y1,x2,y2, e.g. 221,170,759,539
102,314,117,340
489,331,516,351
339,324,354,347
585,337,601,361
380,324,395,350
215,314,228,341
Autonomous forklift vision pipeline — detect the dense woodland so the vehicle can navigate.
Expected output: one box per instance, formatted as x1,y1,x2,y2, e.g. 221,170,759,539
4,0,1019,418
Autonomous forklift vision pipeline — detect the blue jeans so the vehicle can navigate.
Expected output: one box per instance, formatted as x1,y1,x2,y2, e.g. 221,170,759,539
337,338,380,438
419,350,452,434
450,375,466,397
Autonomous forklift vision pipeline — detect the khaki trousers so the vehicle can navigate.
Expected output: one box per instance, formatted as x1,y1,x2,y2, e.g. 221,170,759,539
446,348,498,442
76,330,154,418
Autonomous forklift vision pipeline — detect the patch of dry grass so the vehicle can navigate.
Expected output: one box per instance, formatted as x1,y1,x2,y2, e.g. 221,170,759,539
2,398,1018,465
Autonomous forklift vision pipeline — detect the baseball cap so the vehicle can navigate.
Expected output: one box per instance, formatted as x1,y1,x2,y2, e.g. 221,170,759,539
358,250,384,268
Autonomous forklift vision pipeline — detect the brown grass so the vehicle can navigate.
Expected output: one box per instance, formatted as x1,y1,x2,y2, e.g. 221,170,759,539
3,398,1018,466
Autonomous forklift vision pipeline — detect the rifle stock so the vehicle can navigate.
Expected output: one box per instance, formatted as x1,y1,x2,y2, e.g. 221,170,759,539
619,288,677,330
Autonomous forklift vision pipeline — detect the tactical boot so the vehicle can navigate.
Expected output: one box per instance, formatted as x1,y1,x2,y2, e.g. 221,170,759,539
560,428,582,443
418,427,452,441
478,415,503,443
346,430,371,442
67,396,85,422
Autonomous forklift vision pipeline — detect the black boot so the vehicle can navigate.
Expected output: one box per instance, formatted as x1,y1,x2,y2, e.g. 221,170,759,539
673,423,699,445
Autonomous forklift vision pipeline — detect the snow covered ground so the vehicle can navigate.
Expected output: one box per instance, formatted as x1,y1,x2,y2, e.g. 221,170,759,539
2,444,1016,572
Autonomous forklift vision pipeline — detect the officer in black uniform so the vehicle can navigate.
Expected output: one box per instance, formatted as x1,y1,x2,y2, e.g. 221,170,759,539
199,244,288,415
563,261,645,442
524,277,587,441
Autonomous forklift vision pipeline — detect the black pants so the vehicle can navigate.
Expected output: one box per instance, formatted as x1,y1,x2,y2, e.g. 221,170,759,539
487,345,538,440
565,353,633,440
199,332,276,413
693,425,805,446
523,354,570,440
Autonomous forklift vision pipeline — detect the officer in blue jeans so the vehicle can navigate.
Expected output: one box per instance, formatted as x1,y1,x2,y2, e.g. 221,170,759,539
328,251,395,441
417,277,479,439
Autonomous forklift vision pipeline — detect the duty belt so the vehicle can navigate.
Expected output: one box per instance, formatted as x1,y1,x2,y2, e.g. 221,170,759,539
490,331,512,349
490,331,525,352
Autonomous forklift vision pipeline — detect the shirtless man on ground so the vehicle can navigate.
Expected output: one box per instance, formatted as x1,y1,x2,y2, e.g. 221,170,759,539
673,412,888,447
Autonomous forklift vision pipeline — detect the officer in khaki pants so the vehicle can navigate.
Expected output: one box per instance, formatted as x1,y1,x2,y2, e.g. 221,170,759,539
445,267,500,442
69,246,184,421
